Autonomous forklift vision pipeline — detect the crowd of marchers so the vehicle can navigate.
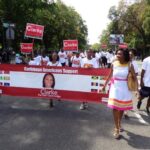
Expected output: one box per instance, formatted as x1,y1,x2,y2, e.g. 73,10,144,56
0,48,150,140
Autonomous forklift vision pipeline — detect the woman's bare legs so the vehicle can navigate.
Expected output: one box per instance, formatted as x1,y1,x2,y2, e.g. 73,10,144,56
113,109,120,138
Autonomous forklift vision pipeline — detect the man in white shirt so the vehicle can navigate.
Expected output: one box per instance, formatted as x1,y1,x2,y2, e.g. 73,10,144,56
28,54,40,66
80,51,86,58
58,49,67,66
41,51,49,66
81,51,98,69
71,52,82,68
137,56,150,113
101,50,107,68
33,53,42,65
107,50,114,68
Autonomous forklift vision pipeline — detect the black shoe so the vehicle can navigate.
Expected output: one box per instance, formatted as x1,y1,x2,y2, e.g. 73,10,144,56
137,101,142,109
49,101,54,108
146,107,149,113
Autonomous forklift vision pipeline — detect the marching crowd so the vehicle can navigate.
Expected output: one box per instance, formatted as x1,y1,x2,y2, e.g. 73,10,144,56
12,49,115,69
14,49,116,110
0,48,150,139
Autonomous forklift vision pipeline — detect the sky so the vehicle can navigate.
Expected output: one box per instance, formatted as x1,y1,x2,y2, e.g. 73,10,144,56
61,0,120,44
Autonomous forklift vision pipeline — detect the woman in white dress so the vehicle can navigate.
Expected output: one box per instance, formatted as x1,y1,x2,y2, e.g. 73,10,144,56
124,49,139,118
102,49,138,139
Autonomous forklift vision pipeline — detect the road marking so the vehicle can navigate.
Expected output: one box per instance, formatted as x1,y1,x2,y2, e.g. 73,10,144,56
140,111,149,117
134,111,149,125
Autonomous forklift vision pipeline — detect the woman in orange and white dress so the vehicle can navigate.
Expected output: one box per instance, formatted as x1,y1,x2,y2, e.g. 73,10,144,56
102,49,138,139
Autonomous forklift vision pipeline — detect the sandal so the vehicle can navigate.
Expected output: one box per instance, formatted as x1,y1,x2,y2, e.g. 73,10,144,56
119,127,124,132
113,128,120,139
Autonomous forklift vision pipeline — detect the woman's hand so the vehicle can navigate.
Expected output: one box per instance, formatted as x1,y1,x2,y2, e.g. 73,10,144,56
101,86,106,92
98,85,106,93
135,90,139,98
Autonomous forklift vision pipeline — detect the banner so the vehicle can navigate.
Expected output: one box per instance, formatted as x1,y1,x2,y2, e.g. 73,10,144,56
109,34,124,45
20,43,33,54
63,40,78,51
25,23,44,39
0,64,110,103
118,43,128,49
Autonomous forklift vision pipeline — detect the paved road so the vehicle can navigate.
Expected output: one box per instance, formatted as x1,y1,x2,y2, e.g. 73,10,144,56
0,95,149,150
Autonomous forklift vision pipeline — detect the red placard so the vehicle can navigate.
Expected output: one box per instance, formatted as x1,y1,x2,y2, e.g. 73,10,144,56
63,40,78,51
25,23,44,39
20,43,33,53
101,44,107,49
119,43,128,49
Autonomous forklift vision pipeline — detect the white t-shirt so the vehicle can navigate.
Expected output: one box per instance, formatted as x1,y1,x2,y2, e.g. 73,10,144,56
80,52,86,58
34,55,42,65
41,56,49,66
71,56,82,68
95,52,100,59
92,57,99,68
81,57,98,68
15,56,22,64
47,61,62,66
28,60,40,66
106,53,114,64
132,60,139,74
98,52,102,58
142,56,150,87
58,51,67,63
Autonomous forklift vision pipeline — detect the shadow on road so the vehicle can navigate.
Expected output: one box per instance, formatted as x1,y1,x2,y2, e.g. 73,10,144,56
0,96,112,150
121,130,150,150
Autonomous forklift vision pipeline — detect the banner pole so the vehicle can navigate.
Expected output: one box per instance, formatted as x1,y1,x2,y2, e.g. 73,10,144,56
32,39,34,58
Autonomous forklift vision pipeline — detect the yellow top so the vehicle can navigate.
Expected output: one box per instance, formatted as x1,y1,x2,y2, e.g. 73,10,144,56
113,60,128,67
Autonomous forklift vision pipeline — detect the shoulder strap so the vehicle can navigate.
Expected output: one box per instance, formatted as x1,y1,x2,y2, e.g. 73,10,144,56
128,61,133,72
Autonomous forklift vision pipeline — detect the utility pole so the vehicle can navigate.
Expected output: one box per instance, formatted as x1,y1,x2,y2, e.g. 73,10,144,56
1,18,5,49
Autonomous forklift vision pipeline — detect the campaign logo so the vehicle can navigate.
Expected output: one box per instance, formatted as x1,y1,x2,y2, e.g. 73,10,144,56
38,88,61,98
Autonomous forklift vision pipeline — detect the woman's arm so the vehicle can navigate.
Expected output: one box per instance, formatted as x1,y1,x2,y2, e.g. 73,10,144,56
101,64,113,91
140,69,145,88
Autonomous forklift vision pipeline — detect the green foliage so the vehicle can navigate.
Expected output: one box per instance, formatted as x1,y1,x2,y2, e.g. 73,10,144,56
101,0,150,58
143,17,150,35
91,43,100,51
0,0,88,51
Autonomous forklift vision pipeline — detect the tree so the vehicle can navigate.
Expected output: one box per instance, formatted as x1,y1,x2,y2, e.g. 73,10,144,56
105,0,150,57
0,0,88,52
91,43,100,51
